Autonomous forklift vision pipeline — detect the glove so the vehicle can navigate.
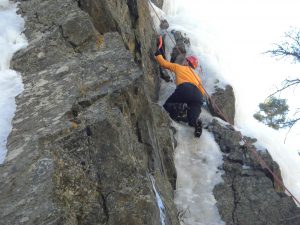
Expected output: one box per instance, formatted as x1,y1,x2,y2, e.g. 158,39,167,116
155,48,163,56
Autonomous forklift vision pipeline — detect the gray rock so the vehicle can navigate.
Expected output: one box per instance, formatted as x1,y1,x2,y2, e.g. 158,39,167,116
208,85,236,125
160,19,170,30
4,0,299,224
79,0,161,100
152,0,164,9
1,0,179,224
169,30,190,63
210,119,300,225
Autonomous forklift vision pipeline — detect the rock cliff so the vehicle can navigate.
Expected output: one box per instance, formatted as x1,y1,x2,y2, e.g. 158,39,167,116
1,0,299,225
210,120,300,225
0,0,179,224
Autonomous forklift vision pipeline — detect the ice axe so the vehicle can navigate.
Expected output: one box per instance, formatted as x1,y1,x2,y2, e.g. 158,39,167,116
155,35,173,82
157,35,163,49
156,35,164,55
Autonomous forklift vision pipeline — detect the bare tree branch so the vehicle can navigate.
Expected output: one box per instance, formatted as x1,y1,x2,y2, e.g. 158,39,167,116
284,126,293,144
266,79,300,99
283,118,300,143
281,117,300,129
265,29,300,62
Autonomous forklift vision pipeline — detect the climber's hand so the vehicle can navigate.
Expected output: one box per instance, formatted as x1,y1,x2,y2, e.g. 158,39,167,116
155,48,163,56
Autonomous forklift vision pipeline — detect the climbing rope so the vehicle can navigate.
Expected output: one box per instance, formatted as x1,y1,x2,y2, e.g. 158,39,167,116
148,0,300,206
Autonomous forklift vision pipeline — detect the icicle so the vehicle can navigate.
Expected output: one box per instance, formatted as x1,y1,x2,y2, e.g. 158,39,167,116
149,174,166,225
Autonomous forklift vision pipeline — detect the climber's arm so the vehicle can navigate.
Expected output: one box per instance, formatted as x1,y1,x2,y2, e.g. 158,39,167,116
155,55,178,72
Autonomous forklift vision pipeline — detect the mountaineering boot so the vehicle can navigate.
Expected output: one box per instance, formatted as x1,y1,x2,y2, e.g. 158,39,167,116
194,119,202,137
173,103,188,123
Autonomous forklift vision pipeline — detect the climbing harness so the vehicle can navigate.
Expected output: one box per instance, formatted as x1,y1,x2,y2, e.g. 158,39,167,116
148,0,300,206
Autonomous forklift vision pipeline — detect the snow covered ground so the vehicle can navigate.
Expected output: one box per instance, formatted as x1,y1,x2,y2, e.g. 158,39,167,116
0,0,27,163
172,119,225,225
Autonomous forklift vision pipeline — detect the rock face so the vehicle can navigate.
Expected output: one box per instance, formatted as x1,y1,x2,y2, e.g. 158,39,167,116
0,0,180,224
151,0,164,9
1,0,299,224
78,0,160,100
208,85,236,125
209,120,300,225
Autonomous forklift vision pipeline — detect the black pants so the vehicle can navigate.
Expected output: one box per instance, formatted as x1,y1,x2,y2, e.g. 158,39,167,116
163,83,203,126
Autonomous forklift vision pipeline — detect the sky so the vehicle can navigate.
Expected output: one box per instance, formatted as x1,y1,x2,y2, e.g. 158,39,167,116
0,0,27,163
151,0,300,224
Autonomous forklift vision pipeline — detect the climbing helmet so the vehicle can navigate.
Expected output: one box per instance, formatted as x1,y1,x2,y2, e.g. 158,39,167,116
186,56,198,69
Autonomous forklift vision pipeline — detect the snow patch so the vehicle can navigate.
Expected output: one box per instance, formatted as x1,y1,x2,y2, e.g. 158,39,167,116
0,1,27,163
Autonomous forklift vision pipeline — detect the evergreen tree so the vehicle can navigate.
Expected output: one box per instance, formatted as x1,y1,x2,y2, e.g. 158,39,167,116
254,97,289,129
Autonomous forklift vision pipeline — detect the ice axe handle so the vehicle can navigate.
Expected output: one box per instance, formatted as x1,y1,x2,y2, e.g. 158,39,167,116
158,36,163,49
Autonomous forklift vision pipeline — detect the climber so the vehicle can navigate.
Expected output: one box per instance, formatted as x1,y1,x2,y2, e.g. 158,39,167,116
154,38,204,137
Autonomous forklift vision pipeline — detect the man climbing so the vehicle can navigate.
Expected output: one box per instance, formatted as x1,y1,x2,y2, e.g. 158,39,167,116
154,40,205,137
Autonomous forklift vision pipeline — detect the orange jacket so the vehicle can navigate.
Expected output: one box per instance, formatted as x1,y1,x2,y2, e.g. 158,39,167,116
155,55,205,96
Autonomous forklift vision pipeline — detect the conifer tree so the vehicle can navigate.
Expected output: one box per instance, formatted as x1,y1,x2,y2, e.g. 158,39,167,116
257,28,300,129
254,97,289,129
